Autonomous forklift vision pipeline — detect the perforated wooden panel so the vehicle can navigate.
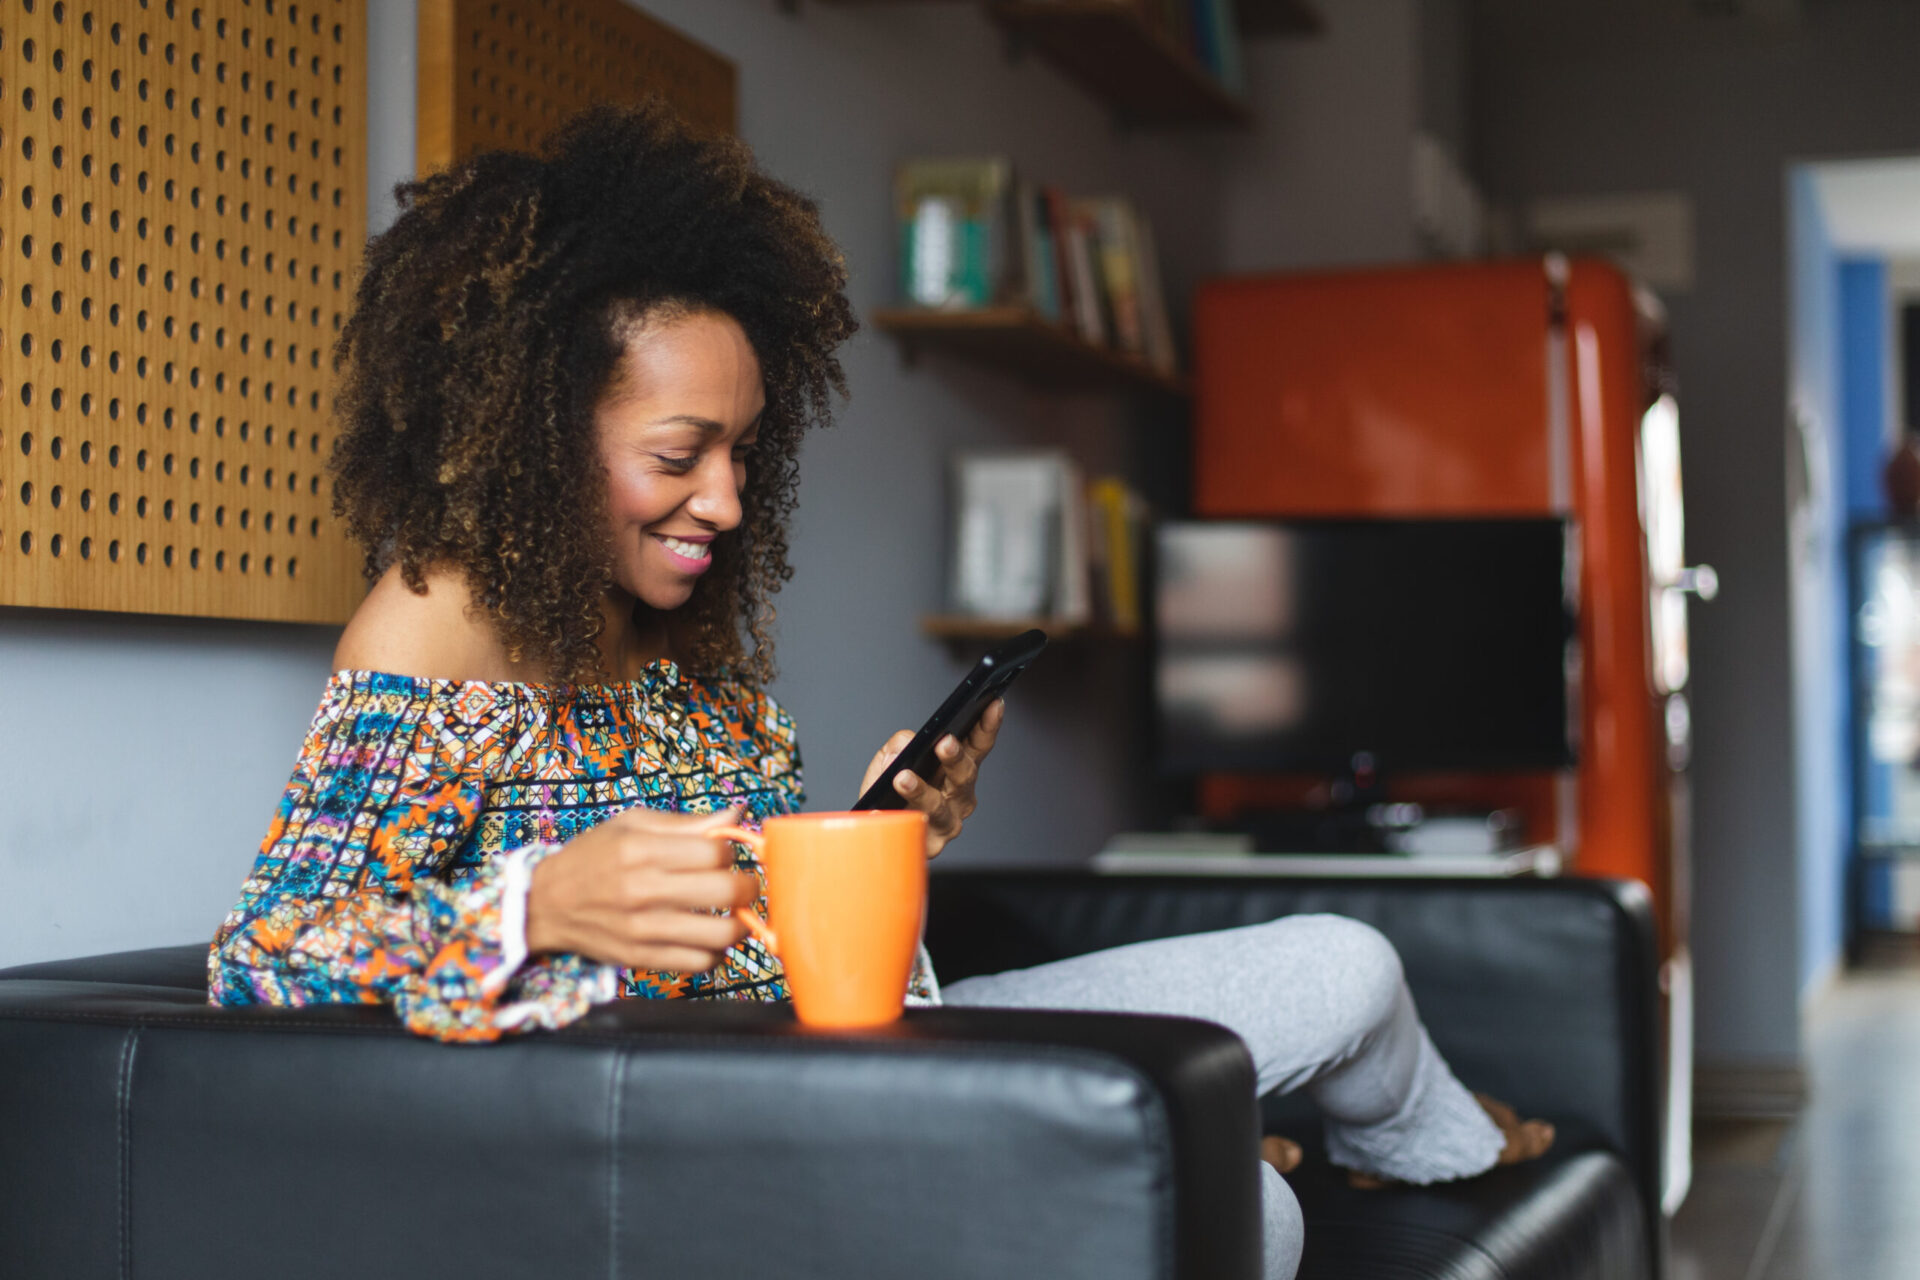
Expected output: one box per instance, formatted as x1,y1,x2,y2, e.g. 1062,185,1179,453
416,0,735,174
0,0,366,623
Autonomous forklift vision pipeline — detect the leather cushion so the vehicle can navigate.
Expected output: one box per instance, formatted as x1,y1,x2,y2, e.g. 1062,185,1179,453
0,943,211,991
1285,1139,1647,1280
0,970,1263,1280
926,873,1660,1203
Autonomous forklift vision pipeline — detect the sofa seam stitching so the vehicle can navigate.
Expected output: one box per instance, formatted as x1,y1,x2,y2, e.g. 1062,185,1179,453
115,1026,139,1280
607,1047,626,1280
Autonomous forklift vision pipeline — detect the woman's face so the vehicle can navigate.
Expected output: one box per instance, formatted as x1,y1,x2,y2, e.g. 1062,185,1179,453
595,309,765,612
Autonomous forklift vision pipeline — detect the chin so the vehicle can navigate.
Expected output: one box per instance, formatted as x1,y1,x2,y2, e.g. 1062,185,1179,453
641,589,696,613
627,575,698,613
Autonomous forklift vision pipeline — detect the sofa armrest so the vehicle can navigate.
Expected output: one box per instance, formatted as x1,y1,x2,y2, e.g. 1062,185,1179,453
926,872,1662,1223
0,965,1260,1280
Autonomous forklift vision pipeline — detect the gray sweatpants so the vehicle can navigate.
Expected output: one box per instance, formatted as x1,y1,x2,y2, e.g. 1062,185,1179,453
942,914,1505,1280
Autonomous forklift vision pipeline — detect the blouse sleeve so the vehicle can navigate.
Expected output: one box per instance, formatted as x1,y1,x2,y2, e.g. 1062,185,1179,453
207,673,604,1042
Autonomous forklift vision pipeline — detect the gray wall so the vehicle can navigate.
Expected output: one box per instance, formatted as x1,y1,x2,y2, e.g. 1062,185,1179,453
8,0,1433,967
1473,0,1920,1066
633,0,1230,878
0,0,1479,971
1215,0,1425,271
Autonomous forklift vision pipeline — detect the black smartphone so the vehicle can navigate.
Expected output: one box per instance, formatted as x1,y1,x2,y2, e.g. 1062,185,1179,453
853,628,1047,811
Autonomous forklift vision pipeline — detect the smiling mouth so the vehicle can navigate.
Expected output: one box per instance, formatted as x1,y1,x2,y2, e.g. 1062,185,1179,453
660,537,721,564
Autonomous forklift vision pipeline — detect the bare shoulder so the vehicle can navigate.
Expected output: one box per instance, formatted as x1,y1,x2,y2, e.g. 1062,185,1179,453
333,564,531,682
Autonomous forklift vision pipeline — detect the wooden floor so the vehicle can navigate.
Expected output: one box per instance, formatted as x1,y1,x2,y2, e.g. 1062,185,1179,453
1672,951,1920,1280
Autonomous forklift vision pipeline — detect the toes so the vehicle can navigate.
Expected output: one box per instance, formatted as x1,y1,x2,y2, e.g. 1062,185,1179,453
1495,1118,1556,1165
1475,1092,1520,1129
1476,1093,1557,1165
1260,1135,1303,1175
1347,1170,1395,1190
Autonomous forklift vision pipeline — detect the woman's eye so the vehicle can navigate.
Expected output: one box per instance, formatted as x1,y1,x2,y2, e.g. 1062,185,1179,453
655,453,699,473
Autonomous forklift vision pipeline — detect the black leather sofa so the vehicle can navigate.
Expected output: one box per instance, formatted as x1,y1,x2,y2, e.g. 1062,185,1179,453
0,872,1660,1280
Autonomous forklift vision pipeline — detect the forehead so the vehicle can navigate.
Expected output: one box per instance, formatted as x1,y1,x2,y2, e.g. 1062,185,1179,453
602,310,765,418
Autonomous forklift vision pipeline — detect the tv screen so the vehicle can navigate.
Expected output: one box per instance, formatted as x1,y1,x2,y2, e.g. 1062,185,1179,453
1155,519,1576,774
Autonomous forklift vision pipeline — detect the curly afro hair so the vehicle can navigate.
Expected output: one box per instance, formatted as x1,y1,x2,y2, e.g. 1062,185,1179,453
330,101,857,685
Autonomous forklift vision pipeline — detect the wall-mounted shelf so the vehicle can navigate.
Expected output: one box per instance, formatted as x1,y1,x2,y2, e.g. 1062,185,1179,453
817,0,1325,39
922,613,1130,643
873,307,1188,398
1237,0,1325,38
986,2,1251,129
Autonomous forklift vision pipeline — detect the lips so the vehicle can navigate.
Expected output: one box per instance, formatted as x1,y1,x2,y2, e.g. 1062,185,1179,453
654,533,713,575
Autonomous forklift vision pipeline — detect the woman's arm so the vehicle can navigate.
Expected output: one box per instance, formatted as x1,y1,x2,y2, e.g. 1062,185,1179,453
207,674,552,1040
211,674,762,1040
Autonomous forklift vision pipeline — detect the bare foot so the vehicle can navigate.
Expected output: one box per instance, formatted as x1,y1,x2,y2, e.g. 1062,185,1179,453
1346,1093,1554,1189
1475,1093,1555,1166
1260,1135,1303,1175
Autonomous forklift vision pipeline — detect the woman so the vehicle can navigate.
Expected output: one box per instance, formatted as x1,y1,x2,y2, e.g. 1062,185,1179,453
209,103,1549,1278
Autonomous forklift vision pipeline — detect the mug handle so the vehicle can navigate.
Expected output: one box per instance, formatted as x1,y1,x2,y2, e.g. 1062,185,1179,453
709,824,778,953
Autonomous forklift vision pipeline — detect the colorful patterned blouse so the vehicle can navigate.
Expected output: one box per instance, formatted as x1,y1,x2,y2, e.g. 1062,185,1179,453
209,662,936,1042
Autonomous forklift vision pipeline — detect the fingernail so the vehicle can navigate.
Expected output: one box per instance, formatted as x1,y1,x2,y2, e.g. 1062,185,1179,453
897,774,918,793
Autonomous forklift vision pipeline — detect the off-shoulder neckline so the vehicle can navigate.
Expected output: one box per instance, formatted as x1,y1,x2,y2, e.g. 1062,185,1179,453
326,659,712,700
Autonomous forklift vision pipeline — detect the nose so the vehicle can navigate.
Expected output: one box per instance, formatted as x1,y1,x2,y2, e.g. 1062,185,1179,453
686,450,744,531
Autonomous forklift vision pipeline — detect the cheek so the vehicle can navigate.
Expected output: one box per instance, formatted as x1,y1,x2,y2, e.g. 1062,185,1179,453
604,467,673,528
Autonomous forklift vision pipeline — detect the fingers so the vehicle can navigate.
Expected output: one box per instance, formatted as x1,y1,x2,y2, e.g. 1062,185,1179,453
607,804,758,873
628,867,759,912
966,699,1005,754
630,908,746,953
933,734,980,789
625,945,734,974
617,834,739,873
864,730,913,775
897,770,963,839
860,729,918,799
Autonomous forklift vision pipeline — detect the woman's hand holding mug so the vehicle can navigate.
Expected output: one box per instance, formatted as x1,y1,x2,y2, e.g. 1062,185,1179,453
525,804,758,972
710,811,929,1028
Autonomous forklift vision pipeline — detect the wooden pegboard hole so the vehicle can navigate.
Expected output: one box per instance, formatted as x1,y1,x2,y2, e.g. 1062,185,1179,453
2,0,366,620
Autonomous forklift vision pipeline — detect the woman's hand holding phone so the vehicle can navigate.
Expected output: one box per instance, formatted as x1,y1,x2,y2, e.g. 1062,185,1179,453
859,698,1005,859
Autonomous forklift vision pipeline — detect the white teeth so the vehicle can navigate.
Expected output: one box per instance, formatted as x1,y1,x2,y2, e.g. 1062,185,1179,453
660,535,711,561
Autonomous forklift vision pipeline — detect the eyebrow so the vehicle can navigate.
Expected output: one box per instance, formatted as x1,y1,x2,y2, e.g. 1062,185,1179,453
647,412,763,434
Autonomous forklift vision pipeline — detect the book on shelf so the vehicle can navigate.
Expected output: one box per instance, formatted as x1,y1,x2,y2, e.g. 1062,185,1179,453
1087,475,1147,635
948,451,1145,633
894,159,1180,378
950,451,1059,620
1084,197,1148,356
1015,0,1246,98
1212,0,1246,94
896,158,1014,310
1071,195,1178,375
1131,213,1178,377
1056,196,1109,347
1184,0,1219,73
1012,178,1063,322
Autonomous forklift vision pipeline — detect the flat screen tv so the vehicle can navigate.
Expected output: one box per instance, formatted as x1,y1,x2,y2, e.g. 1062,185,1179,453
1155,519,1577,774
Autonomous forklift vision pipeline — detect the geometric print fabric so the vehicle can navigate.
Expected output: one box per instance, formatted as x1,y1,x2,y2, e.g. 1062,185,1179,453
208,660,837,1041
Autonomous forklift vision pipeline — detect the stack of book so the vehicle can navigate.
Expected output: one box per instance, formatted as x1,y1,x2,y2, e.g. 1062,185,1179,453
947,451,1149,635
896,158,1180,378
1138,0,1246,93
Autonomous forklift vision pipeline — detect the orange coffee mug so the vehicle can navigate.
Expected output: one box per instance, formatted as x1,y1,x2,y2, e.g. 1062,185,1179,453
711,810,929,1029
